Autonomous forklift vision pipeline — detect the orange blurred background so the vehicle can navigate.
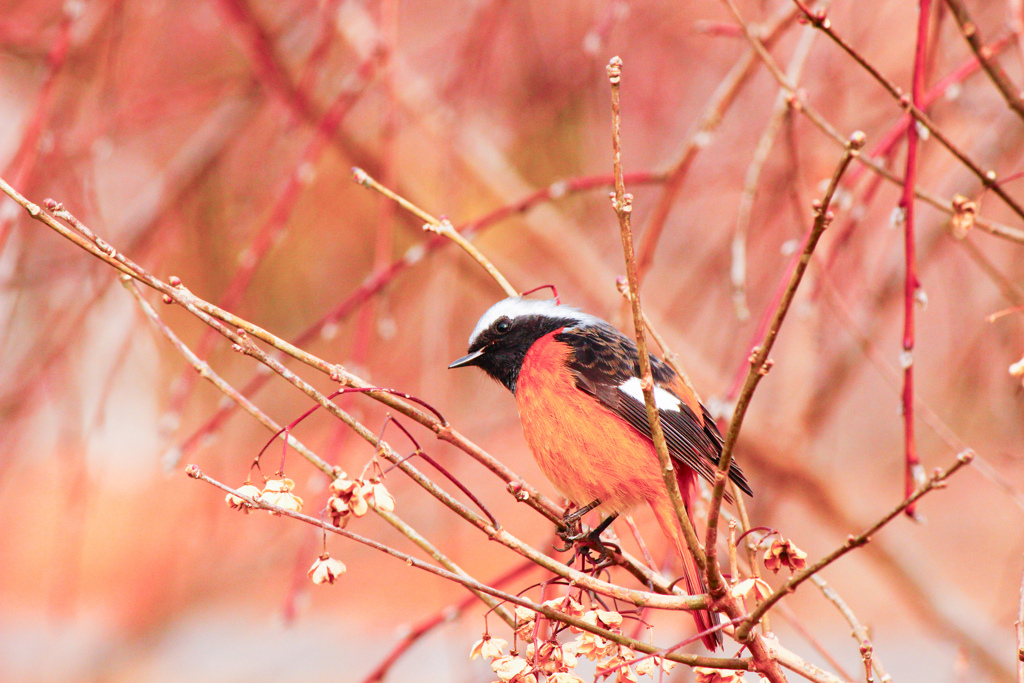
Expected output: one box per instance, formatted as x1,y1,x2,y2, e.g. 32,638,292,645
1,0,1023,681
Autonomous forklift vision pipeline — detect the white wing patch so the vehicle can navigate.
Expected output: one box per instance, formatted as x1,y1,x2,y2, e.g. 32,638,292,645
619,376,682,412
467,296,601,346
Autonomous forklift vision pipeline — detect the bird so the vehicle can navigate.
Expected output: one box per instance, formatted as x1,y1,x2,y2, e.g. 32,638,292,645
449,295,752,650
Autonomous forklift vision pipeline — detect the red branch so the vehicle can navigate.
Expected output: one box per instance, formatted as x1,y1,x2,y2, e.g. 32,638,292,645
171,171,663,466
359,559,536,683
163,50,382,423
0,10,74,252
900,0,930,516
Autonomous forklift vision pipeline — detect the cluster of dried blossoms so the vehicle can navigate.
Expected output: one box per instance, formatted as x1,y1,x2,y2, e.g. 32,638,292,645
466,533,809,682
470,596,675,683
308,553,347,584
762,538,807,574
326,475,395,526
224,473,396,586
225,477,303,514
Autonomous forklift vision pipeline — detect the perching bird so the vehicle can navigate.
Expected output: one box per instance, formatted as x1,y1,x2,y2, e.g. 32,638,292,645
449,295,752,650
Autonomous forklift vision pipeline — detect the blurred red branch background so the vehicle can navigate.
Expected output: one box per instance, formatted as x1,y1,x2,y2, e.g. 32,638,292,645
1,0,1023,681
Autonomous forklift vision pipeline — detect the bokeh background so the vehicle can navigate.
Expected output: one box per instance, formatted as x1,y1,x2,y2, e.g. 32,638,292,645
1,0,1023,681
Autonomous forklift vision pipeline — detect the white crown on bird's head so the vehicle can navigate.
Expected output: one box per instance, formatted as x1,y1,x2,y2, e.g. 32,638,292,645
467,296,601,348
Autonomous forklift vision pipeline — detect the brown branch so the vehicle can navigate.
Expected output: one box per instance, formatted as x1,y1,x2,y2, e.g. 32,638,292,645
731,14,822,320
353,167,518,297
943,0,1024,123
732,20,1024,246
811,575,891,683
706,127,864,588
360,559,537,683
607,56,705,576
790,0,1024,223
376,508,515,627
735,450,974,640
186,466,750,670
122,277,328,471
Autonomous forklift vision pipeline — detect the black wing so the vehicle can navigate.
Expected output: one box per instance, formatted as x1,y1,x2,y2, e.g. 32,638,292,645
555,323,753,497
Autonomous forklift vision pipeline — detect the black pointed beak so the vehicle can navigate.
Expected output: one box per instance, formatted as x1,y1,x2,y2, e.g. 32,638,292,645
449,349,486,369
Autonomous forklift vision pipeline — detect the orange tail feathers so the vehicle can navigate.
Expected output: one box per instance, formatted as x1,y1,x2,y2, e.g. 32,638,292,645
649,477,722,651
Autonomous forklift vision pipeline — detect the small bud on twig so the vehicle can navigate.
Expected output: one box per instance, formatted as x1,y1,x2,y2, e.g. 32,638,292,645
606,56,622,84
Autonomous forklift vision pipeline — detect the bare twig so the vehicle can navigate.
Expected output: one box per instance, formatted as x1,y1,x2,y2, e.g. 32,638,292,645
735,450,974,640
943,0,1024,122
376,508,514,627
706,130,865,589
790,0,1024,223
186,466,751,670
353,167,518,297
729,18,1024,245
635,2,801,280
360,559,536,683
607,56,704,574
812,575,891,682
731,15,822,319
122,276,329,473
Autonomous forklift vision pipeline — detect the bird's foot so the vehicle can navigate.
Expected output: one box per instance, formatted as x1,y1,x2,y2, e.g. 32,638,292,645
568,531,621,567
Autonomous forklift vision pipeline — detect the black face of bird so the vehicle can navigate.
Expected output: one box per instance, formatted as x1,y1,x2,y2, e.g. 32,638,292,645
449,297,590,394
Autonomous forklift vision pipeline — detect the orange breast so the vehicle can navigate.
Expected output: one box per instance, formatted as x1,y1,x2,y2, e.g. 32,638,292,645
515,331,668,514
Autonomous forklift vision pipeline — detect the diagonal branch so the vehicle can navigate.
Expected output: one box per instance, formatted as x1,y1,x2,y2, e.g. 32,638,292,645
705,129,865,590
790,0,1024,223
943,0,1024,123
735,450,973,640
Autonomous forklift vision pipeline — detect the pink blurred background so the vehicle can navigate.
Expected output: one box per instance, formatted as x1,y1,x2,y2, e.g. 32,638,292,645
1,0,1023,681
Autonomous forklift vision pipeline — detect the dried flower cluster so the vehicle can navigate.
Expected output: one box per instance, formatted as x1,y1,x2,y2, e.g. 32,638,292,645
225,478,303,515
693,666,746,683
327,475,395,526
308,553,347,584
763,538,807,574
469,596,674,683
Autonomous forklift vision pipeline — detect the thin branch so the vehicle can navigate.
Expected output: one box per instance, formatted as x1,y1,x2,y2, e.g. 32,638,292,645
122,277,329,473
731,15,822,320
812,575,891,683
376,508,515,627
360,559,537,683
635,2,801,280
353,167,518,297
735,450,974,640
607,57,706,572
186,466,750,670
898,0,931,517
943,0,1024,122
790,0,1024,223
164,49,383,422
706,128,865,590
772,642,845,683
732,21,1024,245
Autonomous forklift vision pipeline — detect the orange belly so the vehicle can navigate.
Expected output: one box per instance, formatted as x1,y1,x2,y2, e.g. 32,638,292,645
515,331,668,514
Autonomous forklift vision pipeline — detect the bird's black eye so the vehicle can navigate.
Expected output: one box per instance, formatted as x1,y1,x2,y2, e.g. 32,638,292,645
494,317,512,334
